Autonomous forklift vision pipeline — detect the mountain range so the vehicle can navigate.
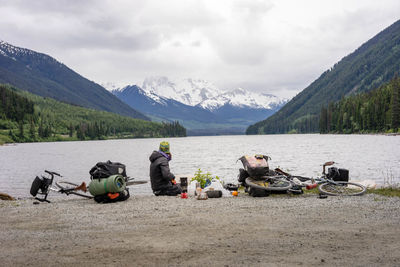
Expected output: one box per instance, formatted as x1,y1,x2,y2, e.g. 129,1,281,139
0,41,148,120
111,77,287,135
0,40,285,135
247,19,400,134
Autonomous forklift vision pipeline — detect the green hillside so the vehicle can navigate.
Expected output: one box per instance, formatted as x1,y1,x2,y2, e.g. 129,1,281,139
0,84,186,144
0,41,148,120
247,19,400,134
319,76,400,134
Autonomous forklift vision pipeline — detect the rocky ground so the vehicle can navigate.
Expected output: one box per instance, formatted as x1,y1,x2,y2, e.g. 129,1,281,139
1,193,400,266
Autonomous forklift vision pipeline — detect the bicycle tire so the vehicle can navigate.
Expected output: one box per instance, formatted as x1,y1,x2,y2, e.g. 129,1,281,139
245,177,292,192
55,181,93,199
318,181,366,196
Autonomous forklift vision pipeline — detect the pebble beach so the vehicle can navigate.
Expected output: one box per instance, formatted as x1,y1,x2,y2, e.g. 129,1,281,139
1,193,400,266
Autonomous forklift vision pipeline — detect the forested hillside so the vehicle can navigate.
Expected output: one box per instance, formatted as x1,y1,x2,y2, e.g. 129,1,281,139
319,76,400,134
247,19,400,134
0,84,186,144
0,41,148,120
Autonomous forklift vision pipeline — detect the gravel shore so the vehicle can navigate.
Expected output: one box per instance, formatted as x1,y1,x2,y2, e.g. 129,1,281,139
1,193,400,266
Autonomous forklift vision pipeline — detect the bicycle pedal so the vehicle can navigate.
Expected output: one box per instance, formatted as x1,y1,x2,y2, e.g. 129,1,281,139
318,193,328,199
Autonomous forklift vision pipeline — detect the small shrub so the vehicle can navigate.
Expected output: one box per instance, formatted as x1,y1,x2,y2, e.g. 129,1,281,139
191,168,220,188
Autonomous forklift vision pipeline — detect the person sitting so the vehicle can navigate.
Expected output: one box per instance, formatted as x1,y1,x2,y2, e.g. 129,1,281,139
149,141,182,196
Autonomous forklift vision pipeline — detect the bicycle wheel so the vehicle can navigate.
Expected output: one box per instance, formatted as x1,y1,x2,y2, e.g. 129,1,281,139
245,177,292,192
56,181,93,199
318,181,366,196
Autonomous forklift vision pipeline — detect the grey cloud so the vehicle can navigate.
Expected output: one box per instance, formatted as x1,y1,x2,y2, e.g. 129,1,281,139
1,0,399,99
233,0,274,22
0,0,98,15
67,30,162,51
190,40,201,47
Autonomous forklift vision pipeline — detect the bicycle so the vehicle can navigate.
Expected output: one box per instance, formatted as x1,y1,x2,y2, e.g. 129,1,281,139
277,162,366,196
30,170,147,203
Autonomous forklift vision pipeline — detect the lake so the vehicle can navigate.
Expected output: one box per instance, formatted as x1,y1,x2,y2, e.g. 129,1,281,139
1,134,399,198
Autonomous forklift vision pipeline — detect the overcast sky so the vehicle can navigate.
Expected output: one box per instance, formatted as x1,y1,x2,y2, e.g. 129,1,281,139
1,0,399,98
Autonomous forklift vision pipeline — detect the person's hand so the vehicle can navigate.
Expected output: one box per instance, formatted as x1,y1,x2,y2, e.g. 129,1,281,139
171,179,177,185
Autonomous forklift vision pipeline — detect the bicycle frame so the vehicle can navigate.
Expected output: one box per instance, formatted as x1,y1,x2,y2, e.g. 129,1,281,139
31,170,88,203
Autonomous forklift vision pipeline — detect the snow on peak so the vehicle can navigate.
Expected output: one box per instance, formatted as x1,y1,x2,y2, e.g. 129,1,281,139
142,76,223,106
199,87,286,110
101,82,126,92
0,40,40,58
0,40,60,66
118,76,287,111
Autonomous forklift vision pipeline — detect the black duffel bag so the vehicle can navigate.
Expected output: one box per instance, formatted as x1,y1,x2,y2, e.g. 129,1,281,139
89,160,127,179
327,167,349,182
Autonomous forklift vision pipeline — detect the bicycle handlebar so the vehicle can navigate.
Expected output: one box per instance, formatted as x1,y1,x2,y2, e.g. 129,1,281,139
45,170,61,177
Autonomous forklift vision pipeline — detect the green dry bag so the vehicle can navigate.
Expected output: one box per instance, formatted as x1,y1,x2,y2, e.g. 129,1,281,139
88,175,126,197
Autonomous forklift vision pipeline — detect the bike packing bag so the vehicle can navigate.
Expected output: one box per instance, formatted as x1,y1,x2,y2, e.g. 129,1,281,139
327,167,349,182
94,188,130,204
239,155,269,178
248,187,269,197
238,168,250,185
89,160,127,179
30,176,52,196
337,168,349,182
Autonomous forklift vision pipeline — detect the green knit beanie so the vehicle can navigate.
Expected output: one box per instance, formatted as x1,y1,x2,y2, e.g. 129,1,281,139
159,141,170,153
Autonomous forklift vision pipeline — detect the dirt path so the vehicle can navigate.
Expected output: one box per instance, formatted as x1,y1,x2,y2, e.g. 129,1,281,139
1,194,400,266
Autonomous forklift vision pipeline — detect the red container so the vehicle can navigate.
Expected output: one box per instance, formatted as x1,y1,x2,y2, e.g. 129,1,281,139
181,192,188,199
306,184,318,190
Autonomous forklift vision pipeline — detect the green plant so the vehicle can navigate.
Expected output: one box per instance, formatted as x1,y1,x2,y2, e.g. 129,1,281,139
191,168,220,188
368,188,400,197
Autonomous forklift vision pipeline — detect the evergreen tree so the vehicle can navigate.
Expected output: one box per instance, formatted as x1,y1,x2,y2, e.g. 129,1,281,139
29,119,36,140
392,75,400,130
18,121,24,140
69,123,74,137
321,75,399,133
38,120,44,138
319,106,327,133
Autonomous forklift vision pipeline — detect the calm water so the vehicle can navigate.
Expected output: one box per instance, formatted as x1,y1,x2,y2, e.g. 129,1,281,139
1,134,399,198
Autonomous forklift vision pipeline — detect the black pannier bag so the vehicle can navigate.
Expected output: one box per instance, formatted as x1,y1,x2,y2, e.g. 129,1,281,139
327,167,349,182
30,176,52,197
89,160,127,179
238,168,250,185
238,155,270,178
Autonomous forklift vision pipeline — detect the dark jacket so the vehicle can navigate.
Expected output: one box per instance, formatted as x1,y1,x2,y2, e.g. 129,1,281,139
149,151,175,192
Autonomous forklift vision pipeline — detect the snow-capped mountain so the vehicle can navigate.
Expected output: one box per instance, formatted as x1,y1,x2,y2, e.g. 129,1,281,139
112,76,287,135
101,82,126,92
112,85,220,124
140,76,286,111
142,77,222,107
198,87,286,110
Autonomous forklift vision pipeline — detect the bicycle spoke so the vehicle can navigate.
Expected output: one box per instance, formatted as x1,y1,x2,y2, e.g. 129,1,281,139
319,181,366,196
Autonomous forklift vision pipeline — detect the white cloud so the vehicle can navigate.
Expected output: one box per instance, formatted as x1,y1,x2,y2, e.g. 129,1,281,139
0,0,399,98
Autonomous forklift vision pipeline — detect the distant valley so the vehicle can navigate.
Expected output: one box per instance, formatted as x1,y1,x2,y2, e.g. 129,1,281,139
110,77,287,135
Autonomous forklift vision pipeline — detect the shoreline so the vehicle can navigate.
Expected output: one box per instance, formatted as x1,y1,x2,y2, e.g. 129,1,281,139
2,132,400,146
1,194,400,266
